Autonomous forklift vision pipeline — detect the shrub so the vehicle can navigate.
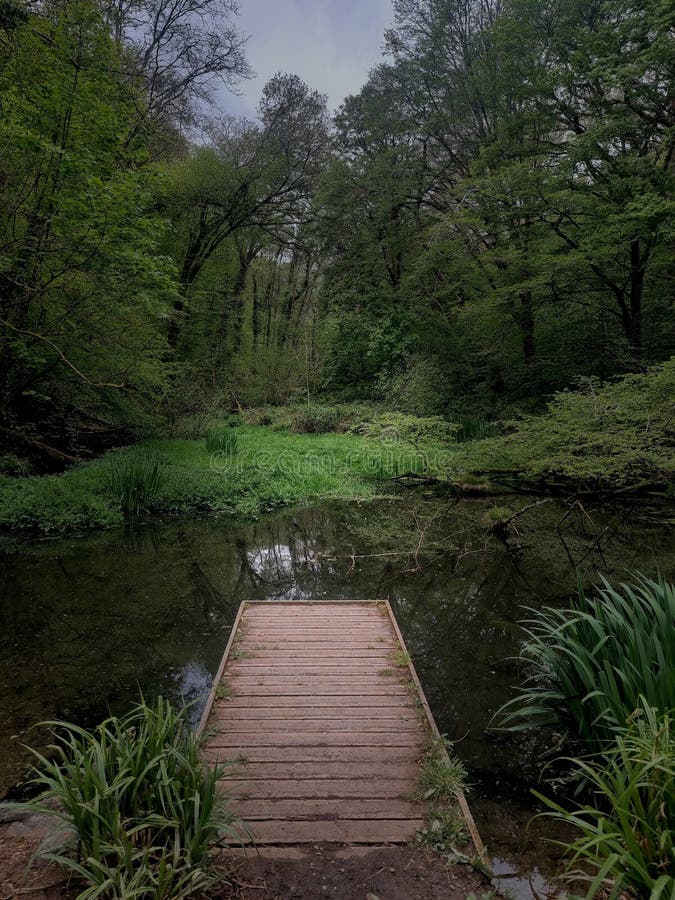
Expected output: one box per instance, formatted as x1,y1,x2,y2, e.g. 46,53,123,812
497,574,675,748
536,703,674,900
350,412,460,446
204,427,239,456
378,355,450,417
0,470,121,532
481,506,513,534
290,403,342,434
455,361,675,488
106,450,167,517
9,698,241,898
0,453,31,476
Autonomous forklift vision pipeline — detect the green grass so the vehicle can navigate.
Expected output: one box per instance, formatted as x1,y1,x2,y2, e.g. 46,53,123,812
0,426,427,534
3,697,242,898
536,703,674,900
414,737,469,853
496,574,675,749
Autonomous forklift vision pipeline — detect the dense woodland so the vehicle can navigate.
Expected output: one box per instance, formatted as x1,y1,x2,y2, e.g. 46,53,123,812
0,0,672,464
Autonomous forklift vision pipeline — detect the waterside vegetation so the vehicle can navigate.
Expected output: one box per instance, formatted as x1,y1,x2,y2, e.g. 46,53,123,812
5,697,241,898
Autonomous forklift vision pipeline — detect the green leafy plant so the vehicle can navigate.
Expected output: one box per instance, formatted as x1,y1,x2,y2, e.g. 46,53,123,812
536,703,674,900
7,697,242,899
414,737,469,852
107,451,167,517
350,412,460,445
496,574,675,748
204,427,239,456
481,506,513,534
290,403,342,434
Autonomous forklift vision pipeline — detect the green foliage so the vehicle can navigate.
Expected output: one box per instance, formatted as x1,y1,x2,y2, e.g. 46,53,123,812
378,355,451,417
204,428,239,456
107,451,167,517
535,704,674,900
453,416,499,443
0,453,30,476
497,575,675,748
457,362,675,488
8,697,241,898
290,403,343,434
481,507,513,534
414,737,469,853
350,413,460,446
0,0,176,435
0,427,418,534
0,469,122,533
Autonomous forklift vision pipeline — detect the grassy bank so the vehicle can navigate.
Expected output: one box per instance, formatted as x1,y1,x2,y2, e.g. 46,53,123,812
0,426,425,535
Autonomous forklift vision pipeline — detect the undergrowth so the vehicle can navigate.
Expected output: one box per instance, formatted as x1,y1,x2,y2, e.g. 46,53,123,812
0,426,421,534
496,574,675,749
3,697,242,898
414,737,469,854
536,703,674,900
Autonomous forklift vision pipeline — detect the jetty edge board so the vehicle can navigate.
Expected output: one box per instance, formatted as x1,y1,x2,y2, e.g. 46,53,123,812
198,599,483,853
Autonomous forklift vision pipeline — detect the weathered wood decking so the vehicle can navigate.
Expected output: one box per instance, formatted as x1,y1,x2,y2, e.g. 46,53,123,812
199,600,482,849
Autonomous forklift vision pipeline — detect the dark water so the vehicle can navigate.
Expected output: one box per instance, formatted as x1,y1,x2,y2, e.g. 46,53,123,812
1,495,673,897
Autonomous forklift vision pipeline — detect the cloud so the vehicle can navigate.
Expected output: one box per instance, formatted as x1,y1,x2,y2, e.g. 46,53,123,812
217,0,393,120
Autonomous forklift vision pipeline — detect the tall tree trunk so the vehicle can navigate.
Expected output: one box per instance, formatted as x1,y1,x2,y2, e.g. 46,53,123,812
628,237,645,356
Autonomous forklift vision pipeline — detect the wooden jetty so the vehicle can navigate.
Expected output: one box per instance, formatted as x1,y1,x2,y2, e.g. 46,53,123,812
199,600,482,849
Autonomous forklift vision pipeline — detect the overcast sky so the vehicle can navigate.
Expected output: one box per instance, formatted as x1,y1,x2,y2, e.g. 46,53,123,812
220,0,394,120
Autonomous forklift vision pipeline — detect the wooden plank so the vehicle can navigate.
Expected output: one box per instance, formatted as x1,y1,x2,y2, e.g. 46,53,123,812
227,762,420,780
222,778,414,799
228,665,404,676
241,820,423,845
204,746,424,764
230,798,421,821
225,676,409,687
213,696,417,710
208,732,425,748
240,645,391,661
223,685,411,697
210,718,422,733
211,702,419,728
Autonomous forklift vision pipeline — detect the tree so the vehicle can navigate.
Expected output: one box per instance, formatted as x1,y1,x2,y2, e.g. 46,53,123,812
166,74,330,350
101,0,250,139
0,0,177,452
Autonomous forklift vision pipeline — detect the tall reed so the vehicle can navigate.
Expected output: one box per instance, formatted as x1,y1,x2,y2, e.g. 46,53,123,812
13,697,242,898
535,703,674,899
496,574,675,748
107,450,166,517
453,415,499,442
204,427,238,456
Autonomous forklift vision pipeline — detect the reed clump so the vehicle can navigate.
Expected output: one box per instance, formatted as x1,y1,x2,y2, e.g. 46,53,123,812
204,427,239,456
497,574,675,748
106,450,166,517
536,703,674,900
11,697,241,898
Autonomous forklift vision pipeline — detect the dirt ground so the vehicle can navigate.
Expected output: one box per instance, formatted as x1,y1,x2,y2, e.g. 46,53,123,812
0,812,495,900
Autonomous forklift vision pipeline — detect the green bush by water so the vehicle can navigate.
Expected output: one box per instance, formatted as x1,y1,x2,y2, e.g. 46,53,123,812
7,697,241,898
536,703,674,900
497,574,675,748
